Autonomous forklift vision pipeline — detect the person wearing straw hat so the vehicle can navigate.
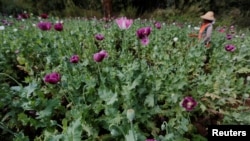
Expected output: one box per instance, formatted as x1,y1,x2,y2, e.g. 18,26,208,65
189,11,215,48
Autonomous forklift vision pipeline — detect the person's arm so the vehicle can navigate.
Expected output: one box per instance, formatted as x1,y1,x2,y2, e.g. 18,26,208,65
203,25,213,44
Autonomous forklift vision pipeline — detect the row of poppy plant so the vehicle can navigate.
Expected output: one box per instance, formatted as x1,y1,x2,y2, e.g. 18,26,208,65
1,12,247,140
38,16,199,141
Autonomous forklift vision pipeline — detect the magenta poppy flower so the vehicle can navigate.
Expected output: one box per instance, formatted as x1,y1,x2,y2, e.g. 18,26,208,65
44,72,61,84
16,15,23,20
40,13,49,19
226,34,233,40
225,44,236,52
95,33,105,41
146,139,157,141
54,22,63,31
180,96,198,111
37,21,52,31
115,17,133,30
70,55,79,63
136,27,152,45
19,13,29,19
1,20,13,26
154,22,161,29
136,27,152,39
93,50,108,62
140,37,150,46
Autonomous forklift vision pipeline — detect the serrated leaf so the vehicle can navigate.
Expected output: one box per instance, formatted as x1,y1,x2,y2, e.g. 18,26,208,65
128,75,141,90
37,99,59,119
171,93,179,103
24,82,37,98
155,79,162,91
82,122,94,137
204,92,220,100
200,104,207,112
62,118,68,132
144,94,154,107
98,89,118,105
107,93,118,105
65,118,82,141
11,86,22,92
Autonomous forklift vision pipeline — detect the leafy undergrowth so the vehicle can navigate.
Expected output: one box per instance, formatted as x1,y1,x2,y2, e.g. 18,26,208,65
0,14,250,141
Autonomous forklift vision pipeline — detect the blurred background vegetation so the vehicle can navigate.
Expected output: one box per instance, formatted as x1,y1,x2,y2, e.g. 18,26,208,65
0,0,250,28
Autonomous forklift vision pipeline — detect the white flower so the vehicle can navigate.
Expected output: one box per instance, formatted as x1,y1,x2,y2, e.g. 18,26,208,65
13,28,18,32
194,27,200,30
0,26,5,30
173,37,178,42
188,25,191,28
247,76,250,81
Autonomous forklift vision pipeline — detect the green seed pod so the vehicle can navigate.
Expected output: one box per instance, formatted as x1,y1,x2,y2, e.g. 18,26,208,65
127,109,135,122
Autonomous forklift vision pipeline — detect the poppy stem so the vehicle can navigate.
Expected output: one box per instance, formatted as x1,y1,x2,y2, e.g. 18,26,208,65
162,121,169,135
97,63,102,82
130,121,136,141
0,73,22,86
0,122,15,135
187,112,191,124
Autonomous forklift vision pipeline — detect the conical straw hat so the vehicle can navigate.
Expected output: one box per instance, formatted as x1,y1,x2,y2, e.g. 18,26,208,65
200,11,215,21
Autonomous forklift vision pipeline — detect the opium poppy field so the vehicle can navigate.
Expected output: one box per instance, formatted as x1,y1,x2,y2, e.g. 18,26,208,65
0,13,250,141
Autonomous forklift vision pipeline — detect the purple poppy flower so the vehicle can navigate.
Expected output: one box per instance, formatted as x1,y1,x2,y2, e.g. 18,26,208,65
20,13,29,19
54,22,63,31
1,20,13,26
44,72,61,84
225,44,236,52
180,96,198,111
95,33,105,41
226,34,233,40
154,22,161,29
37,21,52,31
93,50,108,62
136,27,152,39
136,27,152,45
40,13,49,19
115,17,133,30
70,55,79,63
140,37,150,46
16,15,23,20
146,139,157,141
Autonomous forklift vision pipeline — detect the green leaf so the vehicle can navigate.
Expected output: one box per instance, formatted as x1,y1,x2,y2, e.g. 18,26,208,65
24,82,37,98
128,75,141,90
82,122,94,137
65,118,83,141
37,99,60,119
98,88,118,105
144,94,154,107
200,104,207,112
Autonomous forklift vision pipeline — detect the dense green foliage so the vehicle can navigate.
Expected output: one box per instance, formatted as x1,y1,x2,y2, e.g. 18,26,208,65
0,14,250,141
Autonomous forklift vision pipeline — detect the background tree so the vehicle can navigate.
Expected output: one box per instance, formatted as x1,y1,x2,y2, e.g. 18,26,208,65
0,0,249,27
